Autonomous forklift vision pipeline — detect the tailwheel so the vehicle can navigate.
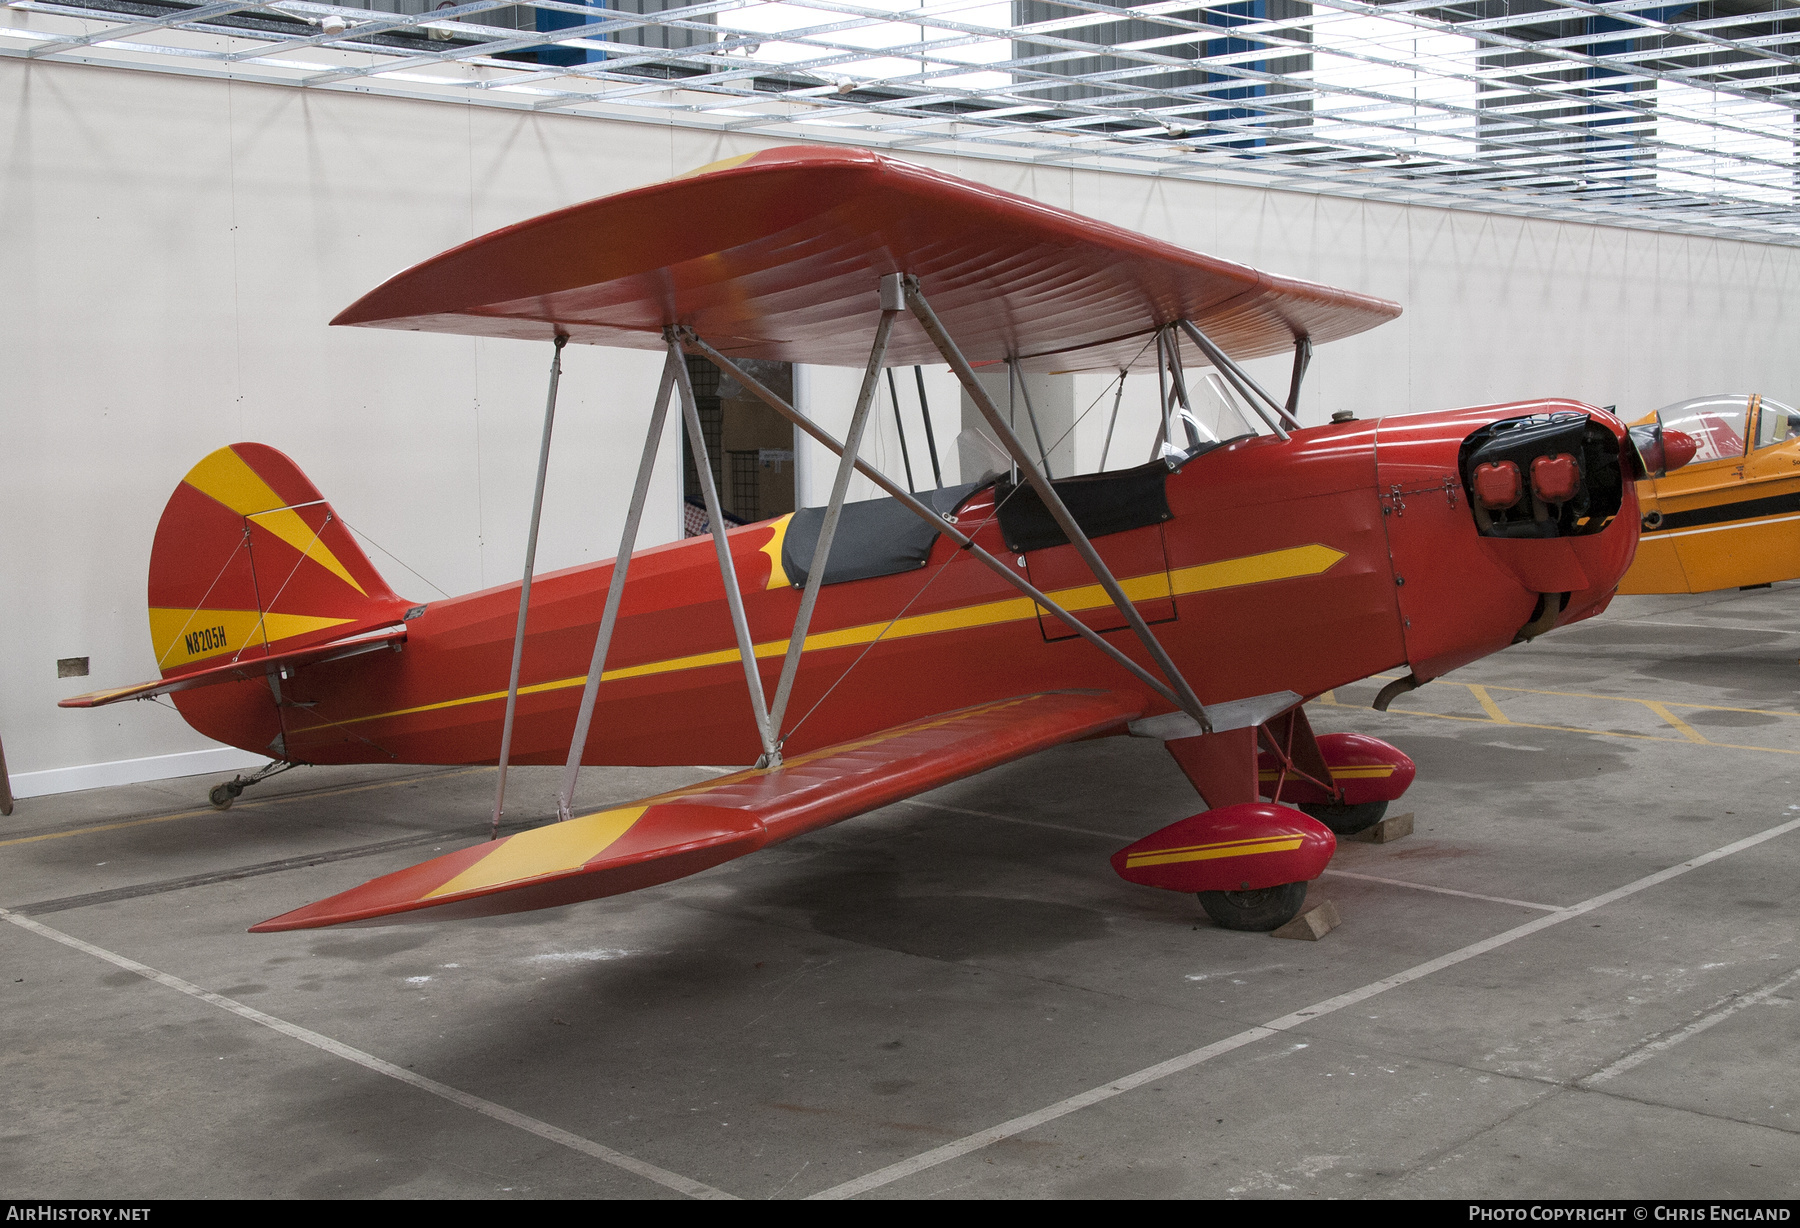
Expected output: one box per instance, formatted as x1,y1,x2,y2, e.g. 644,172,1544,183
205,760,296,811
1198,881,1309,932
1298,799,1387,836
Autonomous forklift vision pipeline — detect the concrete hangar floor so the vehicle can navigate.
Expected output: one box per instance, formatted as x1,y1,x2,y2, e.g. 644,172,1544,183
3,586,1796,1200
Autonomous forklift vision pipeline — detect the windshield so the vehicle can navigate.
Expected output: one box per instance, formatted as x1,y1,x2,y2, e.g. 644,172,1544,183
1754,397,1800,450
1159,372,1261,462
1656,394,1750,464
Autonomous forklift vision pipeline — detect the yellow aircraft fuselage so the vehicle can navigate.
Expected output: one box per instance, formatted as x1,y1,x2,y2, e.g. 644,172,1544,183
1621,393,1800,594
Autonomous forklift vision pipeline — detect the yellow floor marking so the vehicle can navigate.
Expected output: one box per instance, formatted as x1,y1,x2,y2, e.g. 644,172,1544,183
1371,705,1800,758
1357,673,1799,719
0,767,490,850
1640,700,1710,744
1448,679,1796,718
1466,684,1512,724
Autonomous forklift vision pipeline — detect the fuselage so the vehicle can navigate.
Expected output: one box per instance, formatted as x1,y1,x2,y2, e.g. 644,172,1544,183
172,400,1639,769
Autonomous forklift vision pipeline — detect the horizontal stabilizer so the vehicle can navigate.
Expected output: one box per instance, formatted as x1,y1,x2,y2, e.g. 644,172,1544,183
58,624,406,709
251,690,1143,932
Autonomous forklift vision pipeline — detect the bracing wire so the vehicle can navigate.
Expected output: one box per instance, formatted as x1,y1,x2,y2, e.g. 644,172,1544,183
339,518,453,600
782,336,1155,744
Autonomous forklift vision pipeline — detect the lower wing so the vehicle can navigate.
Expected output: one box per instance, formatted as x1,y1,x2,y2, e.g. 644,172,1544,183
251,689,1144,932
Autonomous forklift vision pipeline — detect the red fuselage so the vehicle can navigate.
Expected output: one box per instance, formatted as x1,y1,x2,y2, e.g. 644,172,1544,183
172,400,1639,769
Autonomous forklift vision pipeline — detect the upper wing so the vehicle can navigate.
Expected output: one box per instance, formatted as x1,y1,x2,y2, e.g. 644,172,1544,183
58,624,407,709
251,689,1142,932
331,145,1400,373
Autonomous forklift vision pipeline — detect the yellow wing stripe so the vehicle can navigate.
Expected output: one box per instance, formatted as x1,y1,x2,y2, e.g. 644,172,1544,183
421,697,1054,898
183,447,367,596
149,607,354,669
424,806,647,898
341,542,1345,728
1125,836,1304,869
1257,764,1396,783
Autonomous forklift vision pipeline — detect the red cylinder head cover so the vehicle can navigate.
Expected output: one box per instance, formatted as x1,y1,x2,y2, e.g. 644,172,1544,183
1473,461,1522,510
1531,453,1581,503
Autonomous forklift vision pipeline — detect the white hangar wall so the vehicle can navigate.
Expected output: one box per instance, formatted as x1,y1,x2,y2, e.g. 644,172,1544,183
5,58,1800,796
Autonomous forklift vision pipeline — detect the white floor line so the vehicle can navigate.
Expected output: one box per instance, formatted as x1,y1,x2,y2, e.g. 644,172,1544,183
916,801,1567,913
808,815,1800,1200
1322,869,1567,913
1581,965,1800,1087
0,907,736,1201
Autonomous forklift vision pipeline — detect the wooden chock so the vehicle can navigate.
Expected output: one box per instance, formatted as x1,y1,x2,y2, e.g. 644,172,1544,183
1271,899,1341,941
1349,810,1414,844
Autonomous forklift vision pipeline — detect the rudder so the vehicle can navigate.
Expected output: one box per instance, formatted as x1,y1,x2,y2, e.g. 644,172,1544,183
148,443,412,678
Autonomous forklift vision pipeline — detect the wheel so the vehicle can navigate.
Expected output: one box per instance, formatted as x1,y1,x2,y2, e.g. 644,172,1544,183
1299,799,1387,836
1198,881,1309,932
208,783,235,811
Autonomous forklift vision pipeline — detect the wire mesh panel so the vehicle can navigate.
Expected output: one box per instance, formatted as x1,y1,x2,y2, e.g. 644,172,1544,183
9,0,1797,243
729,450,761,523
681,354,725,509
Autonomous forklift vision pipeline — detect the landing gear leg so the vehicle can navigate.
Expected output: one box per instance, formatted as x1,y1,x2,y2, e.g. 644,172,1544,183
207,760,296,810
1198,881,1309,932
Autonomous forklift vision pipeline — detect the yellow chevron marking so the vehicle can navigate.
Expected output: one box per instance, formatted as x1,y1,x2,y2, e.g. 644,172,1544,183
1170,543,1345,595
761,515,794,590
183,447,366,596
424,806,648,899
1126,835,1304,869
149,607,354,669
1257,764,1396,782
342,543,1343,728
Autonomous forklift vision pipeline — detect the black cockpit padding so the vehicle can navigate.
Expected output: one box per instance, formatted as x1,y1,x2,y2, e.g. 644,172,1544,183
781,483,982,588
994,461,1174,554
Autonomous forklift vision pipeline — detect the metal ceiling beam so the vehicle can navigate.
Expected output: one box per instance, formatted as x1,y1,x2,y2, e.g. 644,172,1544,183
6,0,1796,243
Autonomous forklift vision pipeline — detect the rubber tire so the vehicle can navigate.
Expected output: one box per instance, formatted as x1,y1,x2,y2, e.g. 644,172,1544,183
208,784,235,811
1299,799,1387,836
1198,881,1309,932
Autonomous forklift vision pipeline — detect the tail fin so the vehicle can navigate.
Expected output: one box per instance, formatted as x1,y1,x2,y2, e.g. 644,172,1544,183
148,443,413,678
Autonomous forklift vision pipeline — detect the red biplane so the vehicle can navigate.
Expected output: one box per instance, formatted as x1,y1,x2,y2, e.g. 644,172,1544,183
64,146,1648,934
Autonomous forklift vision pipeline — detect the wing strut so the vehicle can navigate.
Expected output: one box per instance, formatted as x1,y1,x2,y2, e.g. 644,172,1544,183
1286,336,1313,419
766,287,899,759
554,346,681,821
678,326,1190,717
671,328,780,766
1010,359,1055,479
1177,319,1298,438
904,278,1214,736
884,369,916,493
914,366,944,489
1099,369,1128,471
1160,325,1201,452
491,333,567,840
